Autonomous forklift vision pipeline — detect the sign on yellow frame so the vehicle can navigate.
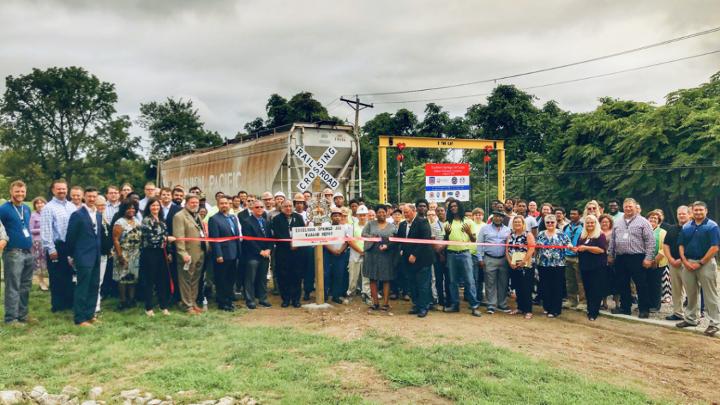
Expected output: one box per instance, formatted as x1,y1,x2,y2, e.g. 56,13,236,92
377,135,505,204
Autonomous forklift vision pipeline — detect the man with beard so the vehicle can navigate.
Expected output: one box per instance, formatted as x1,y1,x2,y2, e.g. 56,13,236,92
173,194,208,314
271,199,305,308
65,187,102,326
444,200,482,317
41,179,78,312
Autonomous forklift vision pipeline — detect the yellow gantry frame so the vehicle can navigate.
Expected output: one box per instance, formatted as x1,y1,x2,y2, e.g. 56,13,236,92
378,135,505,204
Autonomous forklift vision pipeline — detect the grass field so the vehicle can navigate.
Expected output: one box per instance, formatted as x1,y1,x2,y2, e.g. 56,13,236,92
0,291,661,404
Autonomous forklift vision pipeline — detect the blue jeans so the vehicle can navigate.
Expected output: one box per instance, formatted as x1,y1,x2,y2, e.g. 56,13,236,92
3,249,34,323
447,251,478,308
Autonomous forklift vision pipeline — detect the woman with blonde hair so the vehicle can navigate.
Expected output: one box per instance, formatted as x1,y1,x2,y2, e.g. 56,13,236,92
506,215,536,318
646,210,667,311
574,214,608,320
583,200,601,219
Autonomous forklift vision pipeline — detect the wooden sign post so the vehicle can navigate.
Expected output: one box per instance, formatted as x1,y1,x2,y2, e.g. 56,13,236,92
292,225,345,306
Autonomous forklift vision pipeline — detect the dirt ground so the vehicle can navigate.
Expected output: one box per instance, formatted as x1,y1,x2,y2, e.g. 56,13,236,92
239,296,720,404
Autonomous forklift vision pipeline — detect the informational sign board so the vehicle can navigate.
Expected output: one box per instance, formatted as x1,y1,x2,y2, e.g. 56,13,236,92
425,163,470,203
294,146,340,191
291,225,345,247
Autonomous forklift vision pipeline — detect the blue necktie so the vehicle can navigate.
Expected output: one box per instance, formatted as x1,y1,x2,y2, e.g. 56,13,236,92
258,217,265,236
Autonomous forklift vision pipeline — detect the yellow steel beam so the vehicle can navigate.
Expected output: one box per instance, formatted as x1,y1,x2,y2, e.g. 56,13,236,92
379,135,502,150
377,135,505,204
378,146,388,204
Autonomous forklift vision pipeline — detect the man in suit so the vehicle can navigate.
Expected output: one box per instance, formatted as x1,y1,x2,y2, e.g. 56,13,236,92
271,199,306,308
397,201,436,318
173,194,208,314
208,195,242,311
240,199,272,309
164,188,183,304
65,187,103,326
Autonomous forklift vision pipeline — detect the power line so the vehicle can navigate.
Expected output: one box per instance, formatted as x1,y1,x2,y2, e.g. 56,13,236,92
348,25,720,97
506,163,720,178
371,49,720,105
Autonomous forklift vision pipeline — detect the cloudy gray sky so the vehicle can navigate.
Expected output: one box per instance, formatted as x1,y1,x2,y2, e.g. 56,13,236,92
2,0,720,142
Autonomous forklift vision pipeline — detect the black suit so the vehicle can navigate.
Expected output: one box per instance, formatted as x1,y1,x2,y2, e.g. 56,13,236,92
397,216,434,310
271,212,306,303
240,214,272,304
208,212,243,308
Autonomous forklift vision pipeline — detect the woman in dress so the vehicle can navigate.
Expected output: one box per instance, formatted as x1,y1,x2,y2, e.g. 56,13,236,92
599,214,617,310
535,214,572,318
113,199,142,310
140,198,175,316
30,197,48,291
506,215,536,319
362,205,397,311
574,214,608,321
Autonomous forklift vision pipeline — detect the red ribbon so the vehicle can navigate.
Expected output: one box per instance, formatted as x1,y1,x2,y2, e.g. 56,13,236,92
173,235,570,249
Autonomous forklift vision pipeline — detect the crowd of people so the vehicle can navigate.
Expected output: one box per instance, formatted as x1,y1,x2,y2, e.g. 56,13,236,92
1,179,718,337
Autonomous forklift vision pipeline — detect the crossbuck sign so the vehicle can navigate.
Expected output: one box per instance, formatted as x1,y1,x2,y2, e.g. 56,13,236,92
294,146,340,191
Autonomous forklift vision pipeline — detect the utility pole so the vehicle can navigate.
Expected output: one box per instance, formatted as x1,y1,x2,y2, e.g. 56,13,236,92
340,95,373,197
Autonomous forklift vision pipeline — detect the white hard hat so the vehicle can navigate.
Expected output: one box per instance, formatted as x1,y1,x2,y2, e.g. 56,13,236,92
356,205,369,214
274,191,286,198
333,192,344,199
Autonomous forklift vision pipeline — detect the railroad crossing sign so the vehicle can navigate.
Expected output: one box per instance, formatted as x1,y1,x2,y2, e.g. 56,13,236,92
294,145,340,191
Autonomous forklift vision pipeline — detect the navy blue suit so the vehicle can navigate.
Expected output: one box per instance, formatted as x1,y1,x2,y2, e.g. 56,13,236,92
209,212,243,308
65,207,102,324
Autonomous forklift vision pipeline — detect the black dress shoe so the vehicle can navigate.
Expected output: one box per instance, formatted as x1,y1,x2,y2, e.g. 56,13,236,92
611,308,630,315
246,302,257,309
292,301,301,308
417,309,428,318
408,307,419,315
281,301,290,308
332,297,343,305
638,311,649,319
665,314,683,321
258,301,272,308
443,306,460,313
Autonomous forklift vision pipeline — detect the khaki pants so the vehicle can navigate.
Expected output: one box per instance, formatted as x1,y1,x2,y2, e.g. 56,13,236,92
347,259,364,295
681,259,719,326
668,263,685,317
177,253,204,310
565,257,585,305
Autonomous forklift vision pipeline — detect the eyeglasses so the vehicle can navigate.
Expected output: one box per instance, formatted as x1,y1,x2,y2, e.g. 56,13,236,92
262,198,272,201
253,206,264,209
545,221,556,224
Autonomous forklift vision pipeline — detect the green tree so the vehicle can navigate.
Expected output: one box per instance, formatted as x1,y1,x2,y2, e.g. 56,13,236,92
0,66,119,186
138,97,224,163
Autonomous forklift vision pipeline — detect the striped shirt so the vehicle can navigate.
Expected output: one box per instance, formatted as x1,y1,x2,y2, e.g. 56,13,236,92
105,201,121,224
40,197,78,254
608,214,655,260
